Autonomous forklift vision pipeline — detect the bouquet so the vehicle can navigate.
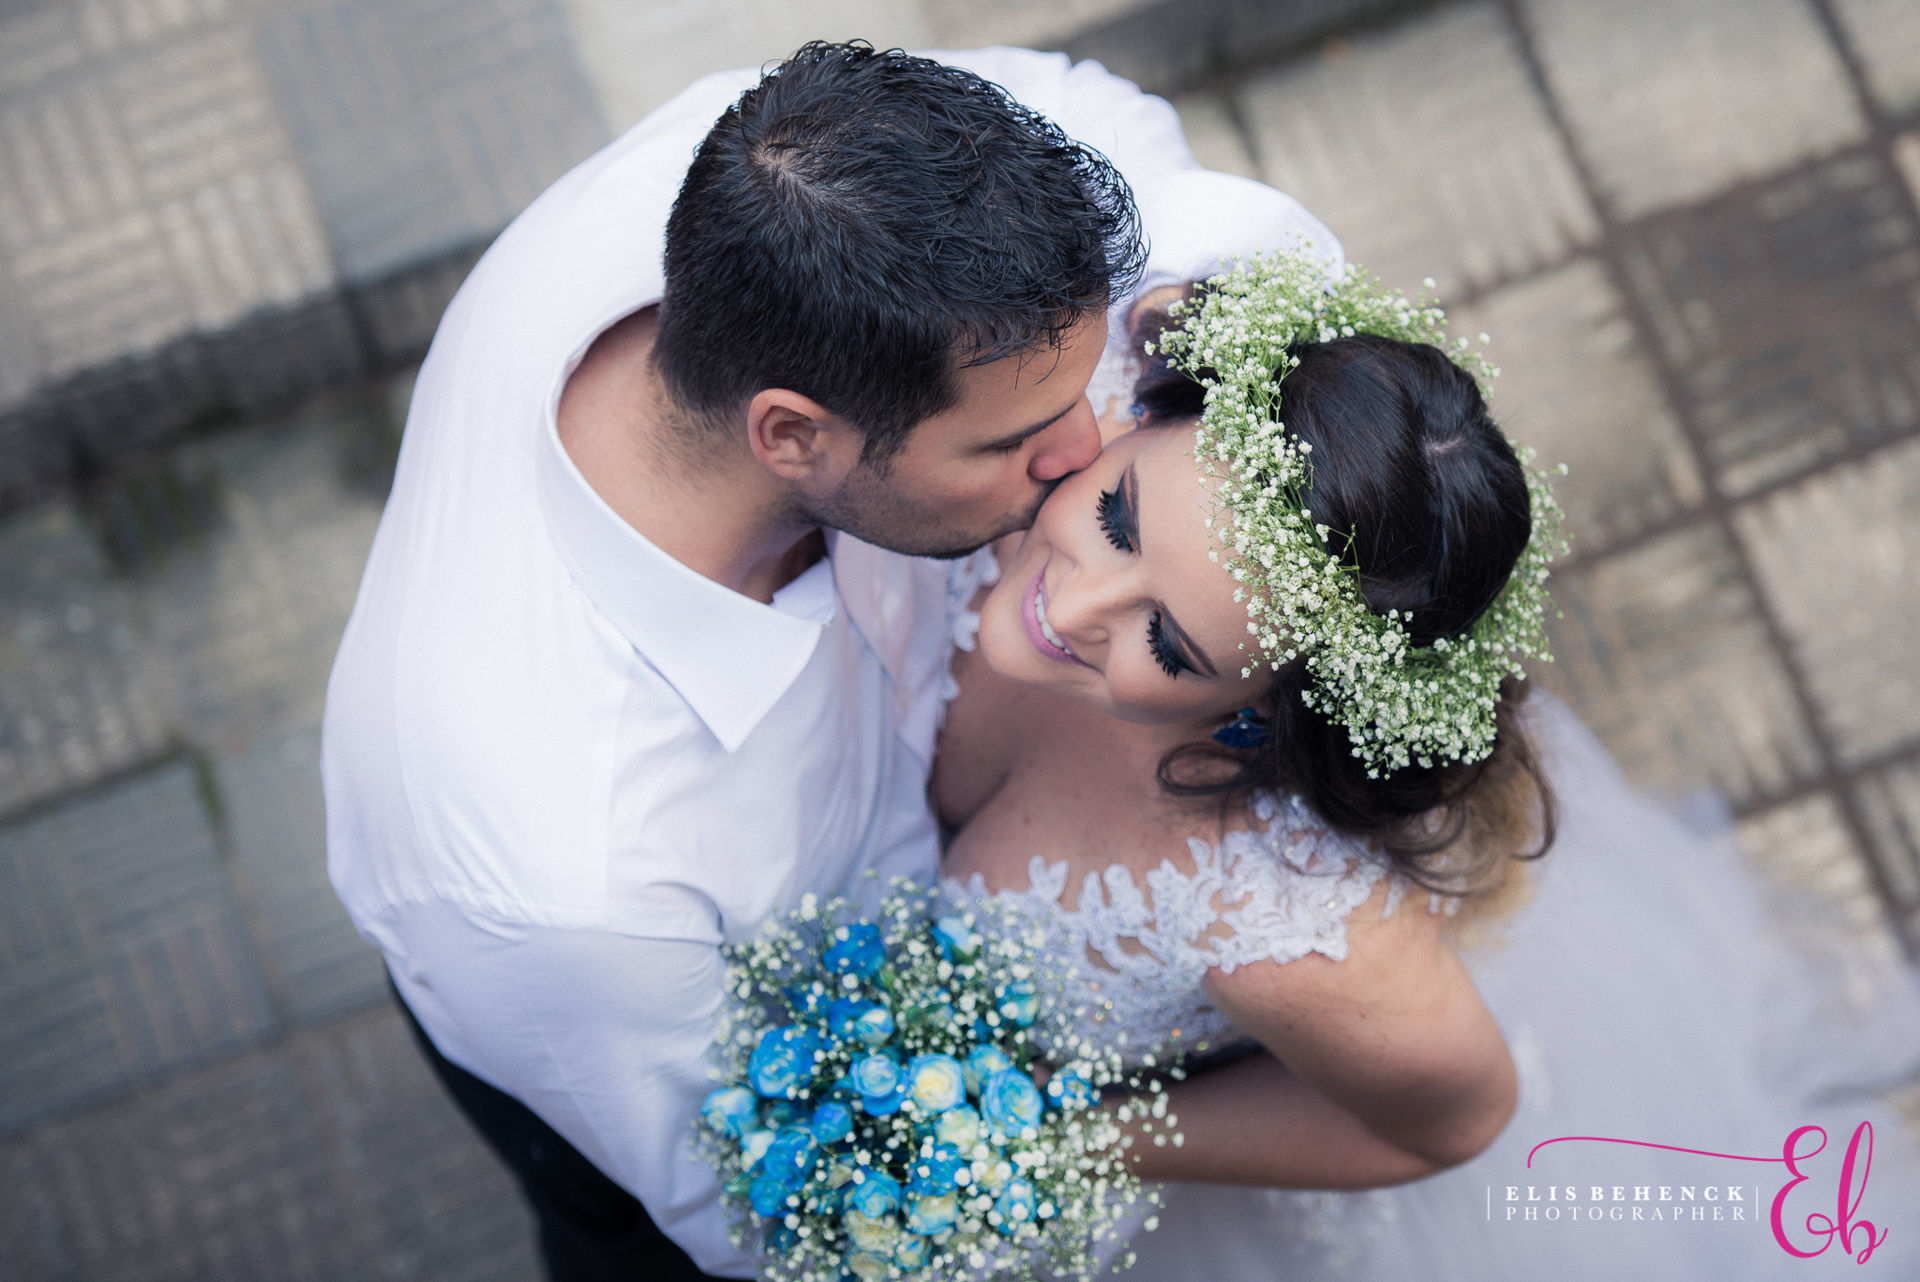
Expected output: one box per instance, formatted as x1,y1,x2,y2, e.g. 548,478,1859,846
695,883,1174,1281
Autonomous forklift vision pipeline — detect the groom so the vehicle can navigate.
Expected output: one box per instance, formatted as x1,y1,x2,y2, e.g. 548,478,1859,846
323,41,1195,1281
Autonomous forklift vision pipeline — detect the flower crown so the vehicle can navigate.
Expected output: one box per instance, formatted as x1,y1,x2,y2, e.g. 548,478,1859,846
1149,249,1567,778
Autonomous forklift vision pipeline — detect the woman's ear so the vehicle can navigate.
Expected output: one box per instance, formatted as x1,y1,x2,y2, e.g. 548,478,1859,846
744,388,858,482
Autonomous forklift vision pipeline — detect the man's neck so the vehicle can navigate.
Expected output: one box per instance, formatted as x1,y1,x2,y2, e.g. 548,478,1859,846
555,306,825,604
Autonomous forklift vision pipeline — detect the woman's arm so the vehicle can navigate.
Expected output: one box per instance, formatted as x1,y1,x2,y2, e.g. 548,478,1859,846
1125,880,1518,1189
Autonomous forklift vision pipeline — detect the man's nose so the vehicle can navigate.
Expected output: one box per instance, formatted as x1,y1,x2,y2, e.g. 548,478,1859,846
1026,398,1102,483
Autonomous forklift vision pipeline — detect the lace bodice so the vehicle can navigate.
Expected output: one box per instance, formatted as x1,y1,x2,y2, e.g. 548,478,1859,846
941,794,1424,1066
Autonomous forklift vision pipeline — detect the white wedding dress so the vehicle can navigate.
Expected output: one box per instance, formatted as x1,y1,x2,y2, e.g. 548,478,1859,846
939,563,1920,1280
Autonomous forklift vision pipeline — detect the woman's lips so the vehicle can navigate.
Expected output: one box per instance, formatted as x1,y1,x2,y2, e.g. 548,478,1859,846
1023,563,1086,666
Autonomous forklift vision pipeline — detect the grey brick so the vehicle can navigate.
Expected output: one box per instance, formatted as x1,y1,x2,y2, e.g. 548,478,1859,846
1237,2,1598,298
1523,0,1865,219
1620,151,1920,498
1736,436,1920,767
1831,0,1920,116
1858,758,1920,911
1450,257,1703,552
1736,791,1902,963
0,765,277,1139
0,502,173,818
1540,519,1821,806
0,1010,535,1281
134,404,384,752
216,725,388,1027
255,0,605,281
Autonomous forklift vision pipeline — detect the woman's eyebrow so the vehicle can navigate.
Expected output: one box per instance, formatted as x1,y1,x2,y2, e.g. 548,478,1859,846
1128,461,1218,678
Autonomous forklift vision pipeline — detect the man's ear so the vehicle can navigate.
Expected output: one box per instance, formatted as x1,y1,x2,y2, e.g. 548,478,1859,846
745,388,860,481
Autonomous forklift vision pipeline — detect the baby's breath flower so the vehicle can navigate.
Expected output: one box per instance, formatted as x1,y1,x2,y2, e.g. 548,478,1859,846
1157,249,1567,777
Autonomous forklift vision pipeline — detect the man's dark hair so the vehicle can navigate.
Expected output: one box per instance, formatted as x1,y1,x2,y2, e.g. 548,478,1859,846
653,41,1145,466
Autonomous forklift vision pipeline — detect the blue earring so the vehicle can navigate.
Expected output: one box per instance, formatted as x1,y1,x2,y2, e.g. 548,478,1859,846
1212,707,1269,749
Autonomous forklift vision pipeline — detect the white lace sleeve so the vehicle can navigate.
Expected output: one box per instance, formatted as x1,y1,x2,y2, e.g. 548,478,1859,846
939,546,1000,706
944,793,1419,1064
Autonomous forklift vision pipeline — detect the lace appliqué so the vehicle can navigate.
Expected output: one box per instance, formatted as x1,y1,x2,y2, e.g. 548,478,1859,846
939,546,1000,707
942,794,1412,1065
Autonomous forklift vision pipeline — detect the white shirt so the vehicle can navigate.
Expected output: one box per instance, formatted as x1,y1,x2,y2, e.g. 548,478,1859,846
323,49,1197,1277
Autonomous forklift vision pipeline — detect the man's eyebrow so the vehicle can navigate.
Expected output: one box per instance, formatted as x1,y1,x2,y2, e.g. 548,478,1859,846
1130,461,1218,678
980,400,1077,452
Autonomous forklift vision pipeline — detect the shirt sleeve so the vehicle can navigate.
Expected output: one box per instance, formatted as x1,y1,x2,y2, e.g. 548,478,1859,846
379,899,757,1279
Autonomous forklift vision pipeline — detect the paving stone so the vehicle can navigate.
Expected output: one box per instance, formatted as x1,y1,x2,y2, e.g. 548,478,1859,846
1522,0,1866,219
1450,256,1703,551
1168,89,1257,180
0,764,278,1140
0,21,335,394
216,724,387,1027
922,0,1156,50
1736,435,1920,768
0,1009,535,1281
1619,150,1920,498
134,401,385,752
0,502,172,818
305,1009,540,1281
1832,0,1920,117
1539,519,1821,806
255,0,607,282
1735,791,1902,964
1237,2,1598,298
557,0,929,134
1856,756,1920,914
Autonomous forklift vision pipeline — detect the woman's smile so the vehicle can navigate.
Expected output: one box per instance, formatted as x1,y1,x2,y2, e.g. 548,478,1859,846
1023,562,1089,666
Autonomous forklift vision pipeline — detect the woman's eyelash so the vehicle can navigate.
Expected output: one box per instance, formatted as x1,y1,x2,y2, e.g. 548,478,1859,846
1148,612,1190,678
1096,488,1133,552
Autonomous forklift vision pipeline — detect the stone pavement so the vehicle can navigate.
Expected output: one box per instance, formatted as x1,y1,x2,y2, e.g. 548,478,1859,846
2,0,1919,1277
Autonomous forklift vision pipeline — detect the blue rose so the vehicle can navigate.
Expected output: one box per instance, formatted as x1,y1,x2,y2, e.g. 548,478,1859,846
894,1234,930,1269
808,1100,854,1145
783,983,829,1018
933,1105,983,1150
907,1142,965,1196
904,1053,968,1114
980,1069,1045,1134
904,1191,960,1235
1044,1067,1098,1112
750,1172,790,1217
993,1178,1038,1234
862,1084,908,1117
930,914,982,962
762,1125,820,1188
844,1172,901,1219
845,1250,891,1281
766,1223,799,1254
828,996,876,1040
700,1085,759,1138
739,1128,775,1169
852,1005,895,1048
824,922,886,980
996,979,1039,1028
971,1154,1014,1193
848,1053,901,1099
844,1209,900,1255
749,1025,822,1099
964,1044,1014,1095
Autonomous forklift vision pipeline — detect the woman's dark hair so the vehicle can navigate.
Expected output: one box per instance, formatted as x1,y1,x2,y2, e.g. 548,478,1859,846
1135,307,1557,891
653,41,1144,467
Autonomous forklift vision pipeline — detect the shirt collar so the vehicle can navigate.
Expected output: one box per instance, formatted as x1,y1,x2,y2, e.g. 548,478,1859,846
534,389,834,754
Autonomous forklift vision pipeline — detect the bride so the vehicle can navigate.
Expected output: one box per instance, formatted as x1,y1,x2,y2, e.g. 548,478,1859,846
932,178,1920,1278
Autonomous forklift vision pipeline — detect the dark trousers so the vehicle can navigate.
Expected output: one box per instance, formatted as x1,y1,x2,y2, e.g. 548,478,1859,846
395,987,729,1282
